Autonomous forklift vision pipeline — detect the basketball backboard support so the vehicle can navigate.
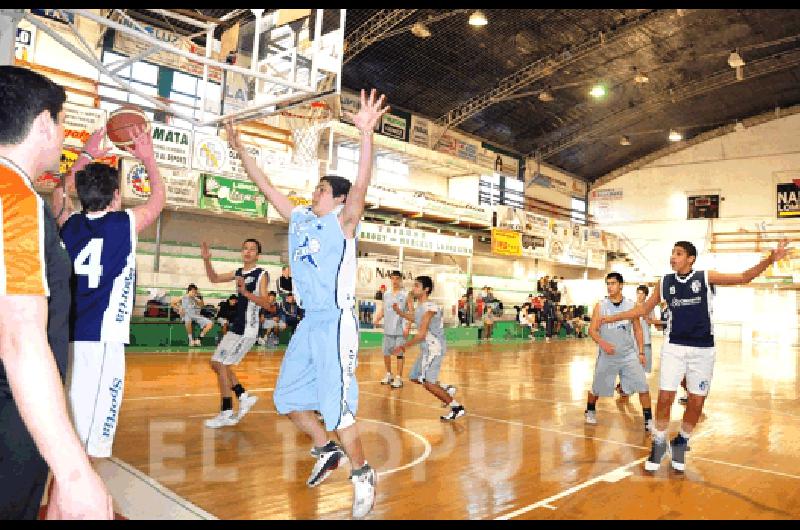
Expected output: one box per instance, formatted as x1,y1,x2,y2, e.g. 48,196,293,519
19,9,345,129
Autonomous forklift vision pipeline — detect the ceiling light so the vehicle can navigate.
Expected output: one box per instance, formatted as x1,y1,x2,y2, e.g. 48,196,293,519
469,10,488,26
411,21,431,38
620,135,631,146
538,90,554,102
634,71,649,83
727,50,745,68
589,84,606,98
668,129,682,142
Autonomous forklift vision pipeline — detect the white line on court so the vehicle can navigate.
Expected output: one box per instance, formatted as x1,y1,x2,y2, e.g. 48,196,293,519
125,387,274,401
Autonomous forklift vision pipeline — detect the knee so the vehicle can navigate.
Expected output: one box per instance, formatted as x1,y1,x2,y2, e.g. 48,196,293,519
210,361,221,372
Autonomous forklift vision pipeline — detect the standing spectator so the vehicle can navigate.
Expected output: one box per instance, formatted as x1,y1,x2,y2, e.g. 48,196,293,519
465,287,476,326
0,65,112,519
550,276,559,293
481,300,495,340
280,292,303,333
542,295,556,342
532,293,544,324
457,295,468,326
276,265,293,300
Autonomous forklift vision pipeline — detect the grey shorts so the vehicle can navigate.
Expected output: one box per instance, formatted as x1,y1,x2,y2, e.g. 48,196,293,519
408,338,445,383
383,334,406,356
184,314,212,328
591,351,649,397
643,344,652,373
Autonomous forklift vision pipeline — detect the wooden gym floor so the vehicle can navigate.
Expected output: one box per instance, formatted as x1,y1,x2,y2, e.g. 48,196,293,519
108,335,800,519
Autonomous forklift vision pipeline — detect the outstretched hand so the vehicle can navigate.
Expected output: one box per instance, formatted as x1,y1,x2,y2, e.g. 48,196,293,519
344,88,390,134
83,126,112,159
771,238,791,262
224,121,245,153
201,241,211,260
122,125,155,164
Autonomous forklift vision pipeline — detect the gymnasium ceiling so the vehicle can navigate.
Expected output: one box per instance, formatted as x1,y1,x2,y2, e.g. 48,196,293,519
127,9,800,183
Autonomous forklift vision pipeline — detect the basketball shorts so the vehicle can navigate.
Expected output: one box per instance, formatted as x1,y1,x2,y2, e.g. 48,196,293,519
660,341,715,396
211,332,257,365
262,319,287,331
273,309,359,432
591,351,649,397
643,344,653,373
383,334,406,356
67,341,126,458
184,314,212,328
408,337,445,384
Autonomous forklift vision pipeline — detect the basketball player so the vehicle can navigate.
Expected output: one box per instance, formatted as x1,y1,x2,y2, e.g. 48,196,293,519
224,88,388,518
173,283,214,346
0,65,112,519
585,273,653,432
602,240,789,472
391,276,466,420
373,270,412,388
201,239,269,427
55,124,165,462
616,284,658,397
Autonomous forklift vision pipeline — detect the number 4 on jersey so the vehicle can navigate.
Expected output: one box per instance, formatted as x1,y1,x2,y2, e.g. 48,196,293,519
74,238,103,288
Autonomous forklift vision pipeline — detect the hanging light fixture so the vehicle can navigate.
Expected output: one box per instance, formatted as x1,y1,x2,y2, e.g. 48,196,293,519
538,89,554,102
411,21,431,38
728,49,745,81
469,10,488,26
620,135,631,146
589,84,607,98
668,129,683,142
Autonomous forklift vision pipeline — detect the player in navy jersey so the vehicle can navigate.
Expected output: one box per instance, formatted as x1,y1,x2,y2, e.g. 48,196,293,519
54,125,165,461
201,239,271,428
603,239,789,473
225,88,388,518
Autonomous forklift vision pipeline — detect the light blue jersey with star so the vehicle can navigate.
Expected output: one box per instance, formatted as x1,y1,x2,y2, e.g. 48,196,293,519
288,204,357,312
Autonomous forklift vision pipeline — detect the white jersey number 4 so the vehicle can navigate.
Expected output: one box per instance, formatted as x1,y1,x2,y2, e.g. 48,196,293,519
74,238,104,288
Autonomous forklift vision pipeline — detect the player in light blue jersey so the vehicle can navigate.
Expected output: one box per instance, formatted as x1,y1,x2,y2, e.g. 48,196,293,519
585,273,652,432
373,270,412,388
54,125,165,461
392,276,465,421
226,89,388,518
604,239,789,474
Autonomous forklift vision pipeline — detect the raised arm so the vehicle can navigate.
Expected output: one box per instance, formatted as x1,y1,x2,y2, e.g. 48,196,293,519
225,122,294,221
588,303,616,355
200,242,236,283
339,89,390,239
52,127,111,227
603,281,662,324
0,296,113,519
708,239,790,285
126,126,166,233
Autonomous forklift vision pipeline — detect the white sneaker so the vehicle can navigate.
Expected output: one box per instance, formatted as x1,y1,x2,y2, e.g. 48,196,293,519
351,464,377,518
380,373,393,385
390,377,403,388
440,405,466,421
237,393,259,420
584,410,597,425
257,337,266,346
204,410,238,428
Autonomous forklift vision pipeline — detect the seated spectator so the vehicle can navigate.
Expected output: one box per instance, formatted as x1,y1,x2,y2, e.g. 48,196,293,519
216,295,238,338
280,293,303,333
258,291,286,347
276,265,293,299
519,302,537,340
172,284,213,347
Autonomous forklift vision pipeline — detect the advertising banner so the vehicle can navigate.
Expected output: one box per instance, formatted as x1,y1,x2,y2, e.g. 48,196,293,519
199,174,267,217
491,228,522,257
777,183,800,218
359,222,473,256
62,102,107,149
121,158,198,208
150,124,193,169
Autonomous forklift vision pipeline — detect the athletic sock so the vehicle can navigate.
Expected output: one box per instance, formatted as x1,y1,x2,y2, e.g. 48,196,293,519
643,408,653,421
652,429,666,443
586,401,596,412
449,399,461,408
232,384,245,398
221,397,233,411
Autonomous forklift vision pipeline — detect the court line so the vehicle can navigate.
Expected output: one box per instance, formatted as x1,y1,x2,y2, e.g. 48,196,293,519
186,410,432,478
125,388,274,402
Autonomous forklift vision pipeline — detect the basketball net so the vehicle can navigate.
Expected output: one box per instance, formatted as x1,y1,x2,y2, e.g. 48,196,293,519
282,101,334,170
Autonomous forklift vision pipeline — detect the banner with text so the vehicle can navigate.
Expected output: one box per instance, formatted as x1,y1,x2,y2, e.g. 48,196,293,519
777,183,800,218
121,158,198,208
199,174,267,217
409,115,431,149
150,124,193,169
491,228,522,257
587,248,607,270
359,222,473,256
63,102,107,149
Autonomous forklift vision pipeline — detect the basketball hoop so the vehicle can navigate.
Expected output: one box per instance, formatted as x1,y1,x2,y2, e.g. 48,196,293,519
281,100,334,169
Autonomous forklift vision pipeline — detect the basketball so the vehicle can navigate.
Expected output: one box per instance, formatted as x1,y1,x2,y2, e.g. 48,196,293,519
106,105,151,149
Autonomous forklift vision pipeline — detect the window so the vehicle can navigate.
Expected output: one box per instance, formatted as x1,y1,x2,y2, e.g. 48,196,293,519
334,144,359,181
99,50,158,121
571,197,587,225
169,71,222,125
374,154,409,187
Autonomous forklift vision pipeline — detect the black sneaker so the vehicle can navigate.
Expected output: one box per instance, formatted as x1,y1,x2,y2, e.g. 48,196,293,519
440,405,466,421
644,437,669,472
307,441,345,487
670,436,690,472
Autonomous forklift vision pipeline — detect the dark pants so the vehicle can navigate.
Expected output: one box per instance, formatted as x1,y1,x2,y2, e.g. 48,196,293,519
545,317,555,338
0,389,49,519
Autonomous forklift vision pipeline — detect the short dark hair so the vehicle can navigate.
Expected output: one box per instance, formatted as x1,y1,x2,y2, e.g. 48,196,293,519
187,284,198,292
242,238,262,254
228,294,237,301
75,163,120,212
674,241,697,258
389,270,402,278
637,285,649,296
417,275,434,294
606,272,624,284
268,291,277,297
0,66,66,144
320,175,352,199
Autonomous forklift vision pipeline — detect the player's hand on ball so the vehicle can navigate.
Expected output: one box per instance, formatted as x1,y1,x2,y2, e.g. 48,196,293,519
123,125,155,163
84,126,111,159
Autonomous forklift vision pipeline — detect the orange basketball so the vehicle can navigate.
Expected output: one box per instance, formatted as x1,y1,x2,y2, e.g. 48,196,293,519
107,105,151,149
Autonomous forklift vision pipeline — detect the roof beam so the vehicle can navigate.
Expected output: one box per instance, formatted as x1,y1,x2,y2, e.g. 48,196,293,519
343,9,417,65
432,9,669,134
